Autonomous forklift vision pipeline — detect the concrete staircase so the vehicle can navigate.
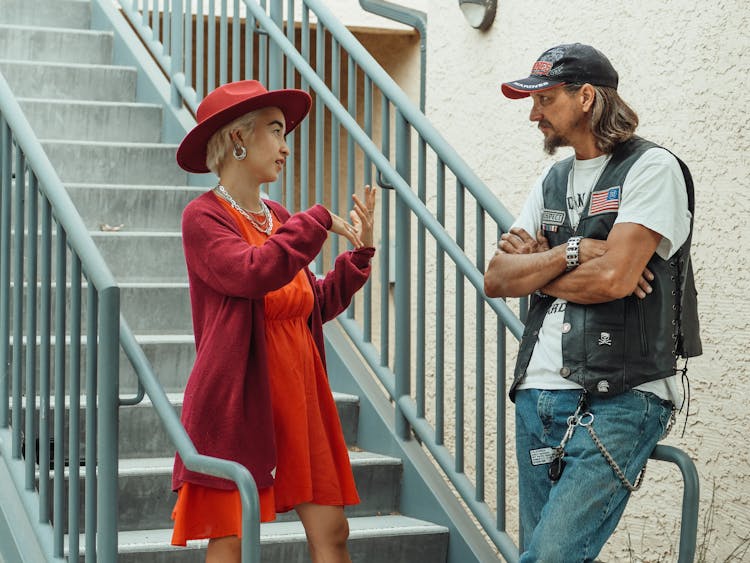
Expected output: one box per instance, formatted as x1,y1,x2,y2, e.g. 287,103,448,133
0,0,450,560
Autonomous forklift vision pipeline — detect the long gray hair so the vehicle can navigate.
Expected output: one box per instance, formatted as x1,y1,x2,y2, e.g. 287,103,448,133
566,84,639,153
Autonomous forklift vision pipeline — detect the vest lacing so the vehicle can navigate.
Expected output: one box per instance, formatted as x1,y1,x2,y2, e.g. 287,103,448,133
671,252,691,437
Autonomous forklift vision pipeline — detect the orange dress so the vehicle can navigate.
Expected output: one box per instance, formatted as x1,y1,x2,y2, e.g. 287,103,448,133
171,198,359,545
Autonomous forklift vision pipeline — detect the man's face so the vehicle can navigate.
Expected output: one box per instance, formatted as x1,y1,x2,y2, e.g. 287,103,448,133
528,86,586,155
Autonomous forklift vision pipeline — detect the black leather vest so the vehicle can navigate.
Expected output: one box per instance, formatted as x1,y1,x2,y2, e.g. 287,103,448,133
511,137,702,400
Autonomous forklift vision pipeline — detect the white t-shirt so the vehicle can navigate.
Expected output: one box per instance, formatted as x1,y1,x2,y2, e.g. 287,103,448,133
512,148,691,405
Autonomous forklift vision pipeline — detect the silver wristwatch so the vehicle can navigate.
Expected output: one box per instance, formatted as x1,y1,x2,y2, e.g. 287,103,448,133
566,236,583,271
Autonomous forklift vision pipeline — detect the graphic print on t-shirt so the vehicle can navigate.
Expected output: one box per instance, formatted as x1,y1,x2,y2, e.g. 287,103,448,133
566,192,587,215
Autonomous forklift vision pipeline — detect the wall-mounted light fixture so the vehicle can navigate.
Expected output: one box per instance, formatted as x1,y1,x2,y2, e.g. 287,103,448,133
458,0,497,31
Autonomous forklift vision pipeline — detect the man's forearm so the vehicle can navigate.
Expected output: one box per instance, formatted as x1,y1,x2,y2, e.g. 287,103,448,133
484,244,567,297
541,260,621,304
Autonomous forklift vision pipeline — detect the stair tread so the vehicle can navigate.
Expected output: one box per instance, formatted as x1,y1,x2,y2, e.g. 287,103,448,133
0,23,109,36
118,449,400,475
0,58,133,71
66,182,207,191
89,230,184,237
132,390,360,407
41,139,178,148
20,390,358,409
17,98,162,110
108,516,448,552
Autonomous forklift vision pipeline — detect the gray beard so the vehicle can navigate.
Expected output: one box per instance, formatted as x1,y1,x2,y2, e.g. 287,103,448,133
543,134,566,155
542,114,586,155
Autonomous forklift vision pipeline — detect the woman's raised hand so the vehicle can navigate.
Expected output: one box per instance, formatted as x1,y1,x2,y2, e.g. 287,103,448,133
326,185,377,249
328,210,364,248
350,185,376,248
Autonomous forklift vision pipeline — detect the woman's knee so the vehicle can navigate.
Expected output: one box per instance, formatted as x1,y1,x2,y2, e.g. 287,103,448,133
331,514,350,546
206,535,241,563
297,504,350,548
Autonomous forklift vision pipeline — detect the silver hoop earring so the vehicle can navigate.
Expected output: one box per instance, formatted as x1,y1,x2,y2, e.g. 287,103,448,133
233,144,247,161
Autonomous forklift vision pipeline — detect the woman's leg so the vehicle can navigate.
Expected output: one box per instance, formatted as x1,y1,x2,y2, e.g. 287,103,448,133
295,503,351,563
206,535,241,563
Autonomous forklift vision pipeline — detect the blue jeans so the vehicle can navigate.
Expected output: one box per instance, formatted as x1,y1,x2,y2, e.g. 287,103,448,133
515,388,674,563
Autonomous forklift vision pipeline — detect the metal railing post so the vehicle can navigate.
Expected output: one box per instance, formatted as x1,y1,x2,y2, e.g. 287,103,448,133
97,286,120,561
394,110,411,440
0,118,10,429
268,0,283,201
651,445,700,563
170,0,184,108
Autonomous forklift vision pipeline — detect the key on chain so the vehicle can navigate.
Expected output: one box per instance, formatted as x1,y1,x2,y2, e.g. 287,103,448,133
548,393,588,482
548,448,566,482
548,424,573,482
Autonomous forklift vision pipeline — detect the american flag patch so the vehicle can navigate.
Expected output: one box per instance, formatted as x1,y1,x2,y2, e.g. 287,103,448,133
589,186,621,215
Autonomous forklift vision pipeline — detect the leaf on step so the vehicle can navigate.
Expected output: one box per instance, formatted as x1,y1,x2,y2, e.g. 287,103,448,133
99,223,125,232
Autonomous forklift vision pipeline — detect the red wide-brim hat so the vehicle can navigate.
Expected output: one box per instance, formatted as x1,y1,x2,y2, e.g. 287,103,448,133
176,80,312,173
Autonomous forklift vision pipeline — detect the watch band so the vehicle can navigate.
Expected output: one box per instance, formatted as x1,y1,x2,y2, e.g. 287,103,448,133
566,236,583,271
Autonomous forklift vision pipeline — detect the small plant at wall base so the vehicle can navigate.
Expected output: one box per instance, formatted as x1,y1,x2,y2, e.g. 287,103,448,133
625,480,750,562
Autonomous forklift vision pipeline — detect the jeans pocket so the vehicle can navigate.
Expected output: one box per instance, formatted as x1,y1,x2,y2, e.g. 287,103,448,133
631,389,674,438
658,401,676,438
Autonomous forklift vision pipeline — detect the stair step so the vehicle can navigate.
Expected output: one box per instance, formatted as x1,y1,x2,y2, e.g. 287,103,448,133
90,234,188,283
9,282,192,334
10,333,196,394
18,392,360,463
119,392,360,458
0,60,137,102
118,452,400,531
0,24,112,64
67,516,449,562
66,184,205,231
40,141,186,185
0,0,92,30
19,99,163,143
50,449,399,533
120,283,191,333
121,334,196,392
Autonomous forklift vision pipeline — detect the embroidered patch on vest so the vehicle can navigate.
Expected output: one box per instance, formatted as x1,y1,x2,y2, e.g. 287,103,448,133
589,186,621,215
542,208,566,232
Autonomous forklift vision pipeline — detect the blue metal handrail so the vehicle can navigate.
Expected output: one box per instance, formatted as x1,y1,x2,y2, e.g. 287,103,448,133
108,1,699,561
114,0,521,556
0,69,119,561
0,68,261,562
119,316,262,561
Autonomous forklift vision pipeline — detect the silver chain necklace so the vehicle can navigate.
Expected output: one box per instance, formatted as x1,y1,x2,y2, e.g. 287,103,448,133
216,184,273,235
569,155,611,221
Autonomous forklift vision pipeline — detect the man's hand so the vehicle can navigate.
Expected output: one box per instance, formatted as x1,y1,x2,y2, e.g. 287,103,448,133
539,223,662,304
575,238,653,298
633,267,654,299
496,227,550,255
579,238,606,263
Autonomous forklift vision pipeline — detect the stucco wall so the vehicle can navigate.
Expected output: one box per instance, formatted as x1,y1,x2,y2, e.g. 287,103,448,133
326,0,747,559
408,1,749,560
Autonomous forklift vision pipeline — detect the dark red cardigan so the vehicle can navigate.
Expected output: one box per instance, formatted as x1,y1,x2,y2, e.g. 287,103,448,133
172,191,374,491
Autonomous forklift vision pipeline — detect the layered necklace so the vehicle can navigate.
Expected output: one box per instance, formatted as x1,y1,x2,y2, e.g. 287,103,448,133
215,183,273,235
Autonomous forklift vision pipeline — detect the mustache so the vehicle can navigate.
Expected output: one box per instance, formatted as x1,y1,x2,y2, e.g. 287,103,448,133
538,120,553,129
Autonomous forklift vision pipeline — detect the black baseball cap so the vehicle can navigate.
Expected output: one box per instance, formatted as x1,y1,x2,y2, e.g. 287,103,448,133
501,43,619,99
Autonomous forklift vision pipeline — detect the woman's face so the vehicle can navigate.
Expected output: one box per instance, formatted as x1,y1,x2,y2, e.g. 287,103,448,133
239,106,290,185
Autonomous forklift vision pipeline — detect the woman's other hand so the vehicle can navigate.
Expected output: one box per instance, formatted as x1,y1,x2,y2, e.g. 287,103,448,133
328,210,363,248
350,185,376,248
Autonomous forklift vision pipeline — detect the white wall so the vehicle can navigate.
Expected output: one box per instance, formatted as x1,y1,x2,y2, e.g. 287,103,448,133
344,0,750,561
329,0,747,558
407,0,749,560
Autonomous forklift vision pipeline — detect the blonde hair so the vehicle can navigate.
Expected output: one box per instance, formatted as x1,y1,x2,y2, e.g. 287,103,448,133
205,110,261,175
